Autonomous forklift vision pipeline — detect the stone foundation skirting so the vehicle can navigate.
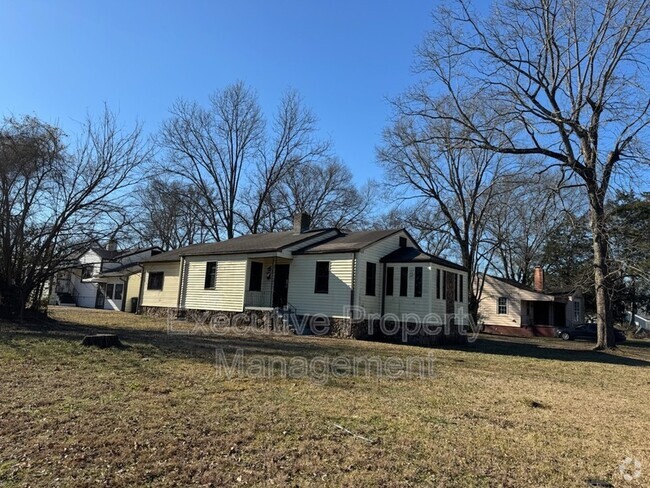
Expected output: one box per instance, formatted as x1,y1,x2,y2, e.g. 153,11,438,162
138,306,468,345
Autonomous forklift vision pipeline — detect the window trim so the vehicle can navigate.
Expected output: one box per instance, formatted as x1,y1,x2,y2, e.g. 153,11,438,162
114,283,123,300
248,261,263,292
314,261,330,294
386,267,394,296
399,267,408,297
147,272,164,291
205,261,217,290
414,267,423,297
497,297,508,315
365,262,377,296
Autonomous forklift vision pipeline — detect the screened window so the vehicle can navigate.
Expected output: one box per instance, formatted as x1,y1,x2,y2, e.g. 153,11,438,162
114,283,123,300
414,267,423,297
573,301,580,321
248,261,263,291
314,261,329,294
365,262,377,296
82,265,94,279
386,267,394,296
106,283,114,299
399,267,408,297
147,272,164,290
497,297,507,314
205,261,217,289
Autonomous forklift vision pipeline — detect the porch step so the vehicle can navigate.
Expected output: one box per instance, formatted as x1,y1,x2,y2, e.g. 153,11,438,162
276,307,312,335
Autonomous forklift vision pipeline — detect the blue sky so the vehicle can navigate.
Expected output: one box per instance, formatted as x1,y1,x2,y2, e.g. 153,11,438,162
0,0,434,184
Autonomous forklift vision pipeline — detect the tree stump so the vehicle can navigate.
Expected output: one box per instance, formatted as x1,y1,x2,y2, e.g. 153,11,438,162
81,334,123,348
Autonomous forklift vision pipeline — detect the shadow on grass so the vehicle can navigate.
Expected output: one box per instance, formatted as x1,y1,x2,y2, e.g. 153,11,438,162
448,335,650,367
2,315,649,368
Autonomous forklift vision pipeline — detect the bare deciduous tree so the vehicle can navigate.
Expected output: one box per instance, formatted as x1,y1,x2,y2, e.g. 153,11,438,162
379,117,505,321
273,159,375,230
406,0,650,348
0,111,149,319
131,177,211,250
487,172,580,285
160,81,264,240
241,90,331,233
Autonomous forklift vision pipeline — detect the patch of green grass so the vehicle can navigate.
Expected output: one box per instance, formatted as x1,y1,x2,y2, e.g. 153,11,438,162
0,307,648,487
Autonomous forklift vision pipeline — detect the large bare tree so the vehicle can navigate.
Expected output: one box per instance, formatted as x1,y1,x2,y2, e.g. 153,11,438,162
272,159,375,230
0,111,149,319
487,172,580,285
241,90,331,233
131,177,211,250
404,0,650,348
160,81,264,241
379,117,505,321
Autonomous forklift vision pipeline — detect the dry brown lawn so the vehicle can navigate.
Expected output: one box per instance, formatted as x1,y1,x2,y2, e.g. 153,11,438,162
0,306,648,487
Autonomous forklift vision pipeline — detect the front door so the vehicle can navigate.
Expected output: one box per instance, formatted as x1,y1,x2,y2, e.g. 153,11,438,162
95,283,106,309
273,264,290,308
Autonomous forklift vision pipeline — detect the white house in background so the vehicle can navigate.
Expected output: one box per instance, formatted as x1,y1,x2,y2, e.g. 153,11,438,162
51,240,162,312
626,311,650,332
138,213,469,344
478,267,584,337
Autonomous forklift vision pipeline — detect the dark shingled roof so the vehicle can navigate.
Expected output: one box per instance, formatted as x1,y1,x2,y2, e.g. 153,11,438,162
143,228,337,262
380,247,467,271
295,229,403,254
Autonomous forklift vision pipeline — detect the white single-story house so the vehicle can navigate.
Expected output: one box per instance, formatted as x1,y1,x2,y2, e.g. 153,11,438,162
478,267,584,337
51,240,161,312
138,214,469,344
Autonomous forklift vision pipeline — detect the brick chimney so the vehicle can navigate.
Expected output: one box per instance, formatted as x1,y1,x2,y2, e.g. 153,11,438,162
106,238,118,252
533,266,544,292
293,212,311,233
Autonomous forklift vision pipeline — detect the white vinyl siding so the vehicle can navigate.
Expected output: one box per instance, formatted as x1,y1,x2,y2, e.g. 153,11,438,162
384,264,467,320
140,262,181,308
124,272,142,312
355,231,416,315
181,255,247,312
288,253,354,318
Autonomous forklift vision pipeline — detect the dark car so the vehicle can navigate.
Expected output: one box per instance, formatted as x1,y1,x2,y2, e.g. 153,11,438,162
555,323,626,342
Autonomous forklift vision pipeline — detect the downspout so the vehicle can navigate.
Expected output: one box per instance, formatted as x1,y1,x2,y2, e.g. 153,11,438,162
380,262,386,316
349,252,357,318
121,276,128,312
176,256,185,314
136,264,146,314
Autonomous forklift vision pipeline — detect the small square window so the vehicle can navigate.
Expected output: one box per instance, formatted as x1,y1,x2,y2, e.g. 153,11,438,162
147,272,164,290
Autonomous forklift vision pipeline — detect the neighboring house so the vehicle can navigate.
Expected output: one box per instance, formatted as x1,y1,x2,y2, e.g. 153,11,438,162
51,240,162,312
626,311,650,331
478,267,584,337
138,214,469,344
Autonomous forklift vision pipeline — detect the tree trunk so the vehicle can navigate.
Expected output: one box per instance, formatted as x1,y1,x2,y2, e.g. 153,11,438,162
589,195,616,350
